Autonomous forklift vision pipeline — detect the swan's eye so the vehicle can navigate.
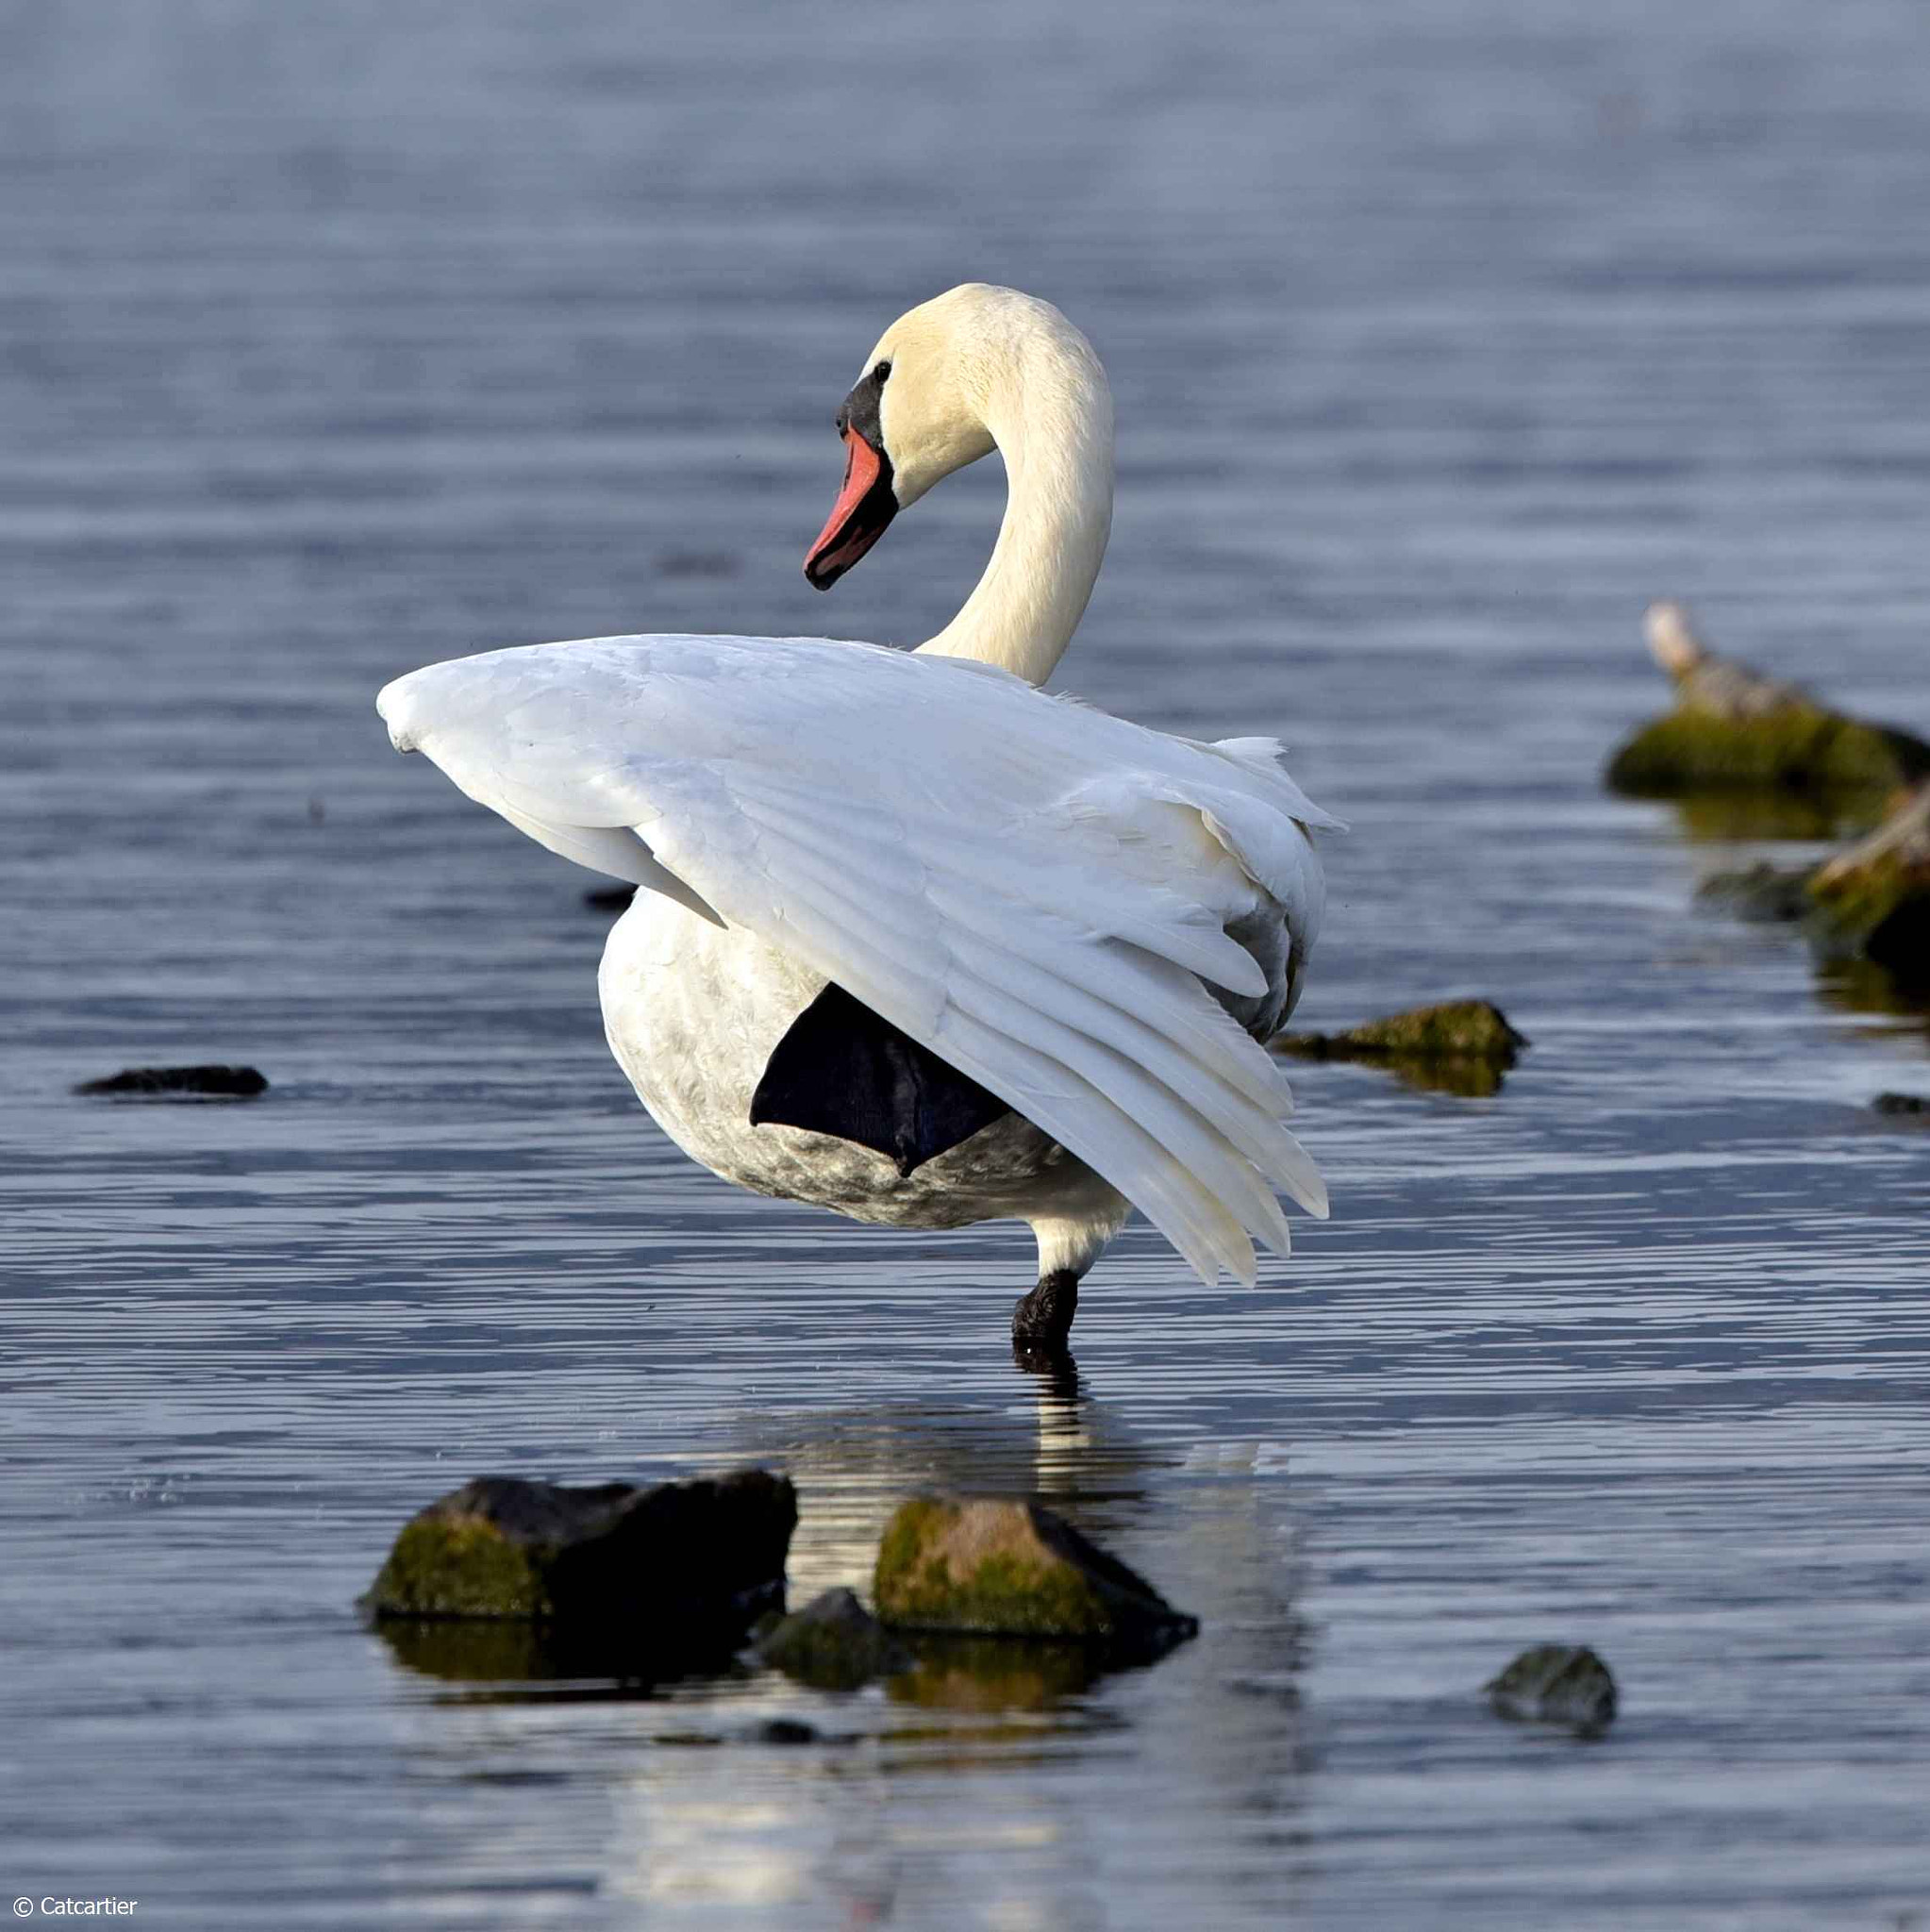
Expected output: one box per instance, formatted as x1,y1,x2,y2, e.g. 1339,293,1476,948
873,360,891,384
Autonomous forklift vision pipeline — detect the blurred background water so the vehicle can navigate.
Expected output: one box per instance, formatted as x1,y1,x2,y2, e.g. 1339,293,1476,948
3,1,1929,1925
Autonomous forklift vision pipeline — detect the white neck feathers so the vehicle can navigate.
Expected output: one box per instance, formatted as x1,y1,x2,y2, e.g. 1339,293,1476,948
916,320,1114,687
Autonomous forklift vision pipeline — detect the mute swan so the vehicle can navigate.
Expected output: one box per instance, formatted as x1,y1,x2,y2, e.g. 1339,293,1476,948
378,284,1335,1352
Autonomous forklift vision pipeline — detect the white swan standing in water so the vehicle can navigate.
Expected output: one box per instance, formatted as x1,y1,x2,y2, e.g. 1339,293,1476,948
378,284,1336,1352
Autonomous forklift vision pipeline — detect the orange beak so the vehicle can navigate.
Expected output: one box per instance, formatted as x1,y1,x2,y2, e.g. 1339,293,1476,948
804,427,897,590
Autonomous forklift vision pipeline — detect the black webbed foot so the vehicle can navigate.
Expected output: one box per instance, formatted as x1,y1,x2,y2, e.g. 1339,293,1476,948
1011,1268,1079,1354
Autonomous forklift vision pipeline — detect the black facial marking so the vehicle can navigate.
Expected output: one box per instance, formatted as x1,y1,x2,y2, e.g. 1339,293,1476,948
806,358,899,590
835,361,890,446
749,980,1012,1177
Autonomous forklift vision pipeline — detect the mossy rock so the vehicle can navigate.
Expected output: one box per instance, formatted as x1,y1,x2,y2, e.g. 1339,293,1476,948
755,1587,912,1691
363,1470,796,1672
1485,1643,1617,1731
1701,785,1930,975
874,1496,1196,1660
1273,1000,1527,1095
1606,705,1922,798
1805,787,1930,976
1606,601,1929,799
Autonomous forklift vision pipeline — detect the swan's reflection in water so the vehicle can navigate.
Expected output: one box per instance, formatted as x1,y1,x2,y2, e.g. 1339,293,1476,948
374,1356,1315,1924
748,1350,1167,1619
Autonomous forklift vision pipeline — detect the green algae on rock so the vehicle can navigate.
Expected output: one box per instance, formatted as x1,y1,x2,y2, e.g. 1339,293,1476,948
755,1587,912,1691
874,1496,1196,1659
1606,602,1929,799
363,1470,796,1668
1608,702,1922,797
1485,1644,1618,1732
1273,1000,1528,1095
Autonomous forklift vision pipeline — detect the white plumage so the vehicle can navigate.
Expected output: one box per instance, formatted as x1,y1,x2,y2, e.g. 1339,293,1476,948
379,285,1336,1339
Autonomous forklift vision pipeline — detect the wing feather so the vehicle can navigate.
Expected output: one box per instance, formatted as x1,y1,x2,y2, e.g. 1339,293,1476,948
378,634,1335,1282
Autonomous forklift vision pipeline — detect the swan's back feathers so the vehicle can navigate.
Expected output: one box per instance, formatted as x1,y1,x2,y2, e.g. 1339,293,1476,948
379,634,1332,1283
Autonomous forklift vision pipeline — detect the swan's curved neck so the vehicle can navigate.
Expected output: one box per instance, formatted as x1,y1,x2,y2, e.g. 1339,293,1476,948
916,348,1113,687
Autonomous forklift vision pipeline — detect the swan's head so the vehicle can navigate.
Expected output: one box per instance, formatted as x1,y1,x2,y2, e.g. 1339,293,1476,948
804,284,1093,590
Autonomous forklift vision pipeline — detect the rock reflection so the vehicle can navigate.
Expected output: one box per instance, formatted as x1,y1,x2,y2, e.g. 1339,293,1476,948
1814,958,1930,1026
886,1634,1099,1715
370,1614,757,1693
737,1359,1171,1613
1667,790,1888,845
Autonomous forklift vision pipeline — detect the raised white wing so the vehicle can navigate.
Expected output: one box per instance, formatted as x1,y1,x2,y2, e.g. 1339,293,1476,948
378,634,1337,1284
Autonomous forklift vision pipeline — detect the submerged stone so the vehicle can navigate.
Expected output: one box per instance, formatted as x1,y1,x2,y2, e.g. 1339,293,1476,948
1273,1000,1528,1094
1606,602,1929,798
363,1470,796,1673
755,1587,912,1691
1485,1643,1618,1731
75,1064,268,1098
1873,1091,1930,1118
873,1495,1197,1659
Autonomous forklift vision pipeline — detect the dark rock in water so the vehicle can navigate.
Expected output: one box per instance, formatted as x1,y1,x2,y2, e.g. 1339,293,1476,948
1273,1000,1528,1095
75,1064,268,1099
363,1470,796,1675
874,1495,1196,1661
1606,602,1929,799
750,1717,822,1745
755,1586,912,1691
1485,1643,1618,1731
584,884,637,912
1872,1092,1930,1120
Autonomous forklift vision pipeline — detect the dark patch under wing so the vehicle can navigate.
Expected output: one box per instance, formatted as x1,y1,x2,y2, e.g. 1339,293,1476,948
749,982,1013,1177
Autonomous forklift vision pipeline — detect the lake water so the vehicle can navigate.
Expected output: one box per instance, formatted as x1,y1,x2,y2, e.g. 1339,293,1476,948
4,1,1929,1925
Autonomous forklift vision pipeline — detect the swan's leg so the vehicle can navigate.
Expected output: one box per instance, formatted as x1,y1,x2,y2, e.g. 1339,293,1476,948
1013,1196,1128,1352
1012,1270,1081,1349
